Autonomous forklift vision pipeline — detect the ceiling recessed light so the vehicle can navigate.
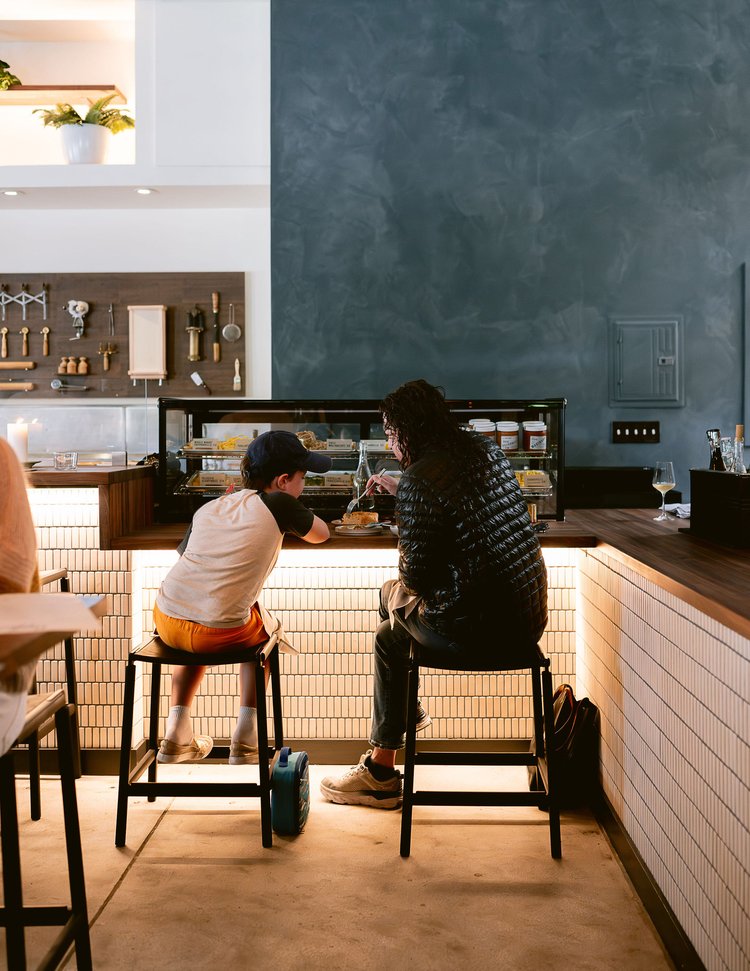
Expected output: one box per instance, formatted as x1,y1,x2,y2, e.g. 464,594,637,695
135,187,156,195
3,190,23,196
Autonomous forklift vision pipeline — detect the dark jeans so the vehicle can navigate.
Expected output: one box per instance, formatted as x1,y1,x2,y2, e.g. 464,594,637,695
369,580,493,750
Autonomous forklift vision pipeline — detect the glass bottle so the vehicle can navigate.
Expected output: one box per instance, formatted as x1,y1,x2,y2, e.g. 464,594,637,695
352,440,374,510
706,428,725,471
734,424,747,475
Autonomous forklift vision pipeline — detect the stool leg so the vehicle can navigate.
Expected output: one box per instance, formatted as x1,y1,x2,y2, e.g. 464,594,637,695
531,666,544,761
269,648,284,751
255,656,273,848
28,731,41,821
147,660,161,796
60,575,82,780
542,667,562,859
400,653,419,858
115,658,136,847
0,749,27,969
56,705,92,971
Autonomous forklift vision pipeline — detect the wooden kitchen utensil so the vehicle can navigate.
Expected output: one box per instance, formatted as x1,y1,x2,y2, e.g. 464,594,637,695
1,327,8,358
0,361,36,370
19,326,29,356
233,358,241,392
41,326,50,356
212,291,221,363
0,381,33,391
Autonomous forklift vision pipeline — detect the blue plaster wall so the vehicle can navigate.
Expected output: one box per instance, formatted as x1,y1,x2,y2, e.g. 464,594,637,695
271,0,750,496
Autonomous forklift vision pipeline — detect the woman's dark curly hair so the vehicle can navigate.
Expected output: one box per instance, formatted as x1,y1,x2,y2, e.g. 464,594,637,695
380,379,471,468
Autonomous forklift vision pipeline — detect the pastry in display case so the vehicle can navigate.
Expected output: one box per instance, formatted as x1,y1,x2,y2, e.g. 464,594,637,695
156,398,565,523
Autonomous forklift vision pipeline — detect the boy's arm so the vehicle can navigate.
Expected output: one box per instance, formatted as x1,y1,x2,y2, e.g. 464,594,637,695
300,513,330,544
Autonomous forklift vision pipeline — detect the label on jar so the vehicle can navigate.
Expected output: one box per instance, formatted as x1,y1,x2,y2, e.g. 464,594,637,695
496,421,519,451
527,432,547,451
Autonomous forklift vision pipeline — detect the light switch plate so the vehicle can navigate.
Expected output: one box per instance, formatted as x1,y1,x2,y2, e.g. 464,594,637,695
612,421,660,443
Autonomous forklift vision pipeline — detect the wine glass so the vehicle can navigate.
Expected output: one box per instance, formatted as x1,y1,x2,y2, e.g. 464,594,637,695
652,461,675,521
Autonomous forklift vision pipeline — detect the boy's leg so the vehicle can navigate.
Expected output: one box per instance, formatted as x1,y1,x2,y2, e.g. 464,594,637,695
158,665,213,763
230,660,271,765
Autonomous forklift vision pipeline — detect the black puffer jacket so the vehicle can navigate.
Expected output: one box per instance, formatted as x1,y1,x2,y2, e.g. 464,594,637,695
396,434,547,649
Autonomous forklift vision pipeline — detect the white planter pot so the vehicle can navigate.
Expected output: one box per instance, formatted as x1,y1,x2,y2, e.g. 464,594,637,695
60,123,111,164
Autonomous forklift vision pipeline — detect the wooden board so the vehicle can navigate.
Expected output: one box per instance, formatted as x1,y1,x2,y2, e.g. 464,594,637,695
0,272,245,399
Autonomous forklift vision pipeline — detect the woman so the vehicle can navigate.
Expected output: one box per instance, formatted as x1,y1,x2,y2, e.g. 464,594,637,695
320,379,547,808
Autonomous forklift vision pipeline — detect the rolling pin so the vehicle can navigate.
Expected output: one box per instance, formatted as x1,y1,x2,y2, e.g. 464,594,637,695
0,381,33,391
0,361,36,370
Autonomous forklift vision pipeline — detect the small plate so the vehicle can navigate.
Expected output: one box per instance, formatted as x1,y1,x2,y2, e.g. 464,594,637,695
334,524,385,536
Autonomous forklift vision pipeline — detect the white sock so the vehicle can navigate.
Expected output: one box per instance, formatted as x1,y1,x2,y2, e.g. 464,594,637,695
164,705,192,745
232,706,258,747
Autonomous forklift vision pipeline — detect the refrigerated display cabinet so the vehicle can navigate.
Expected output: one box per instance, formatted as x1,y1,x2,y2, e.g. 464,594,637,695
156,398,566,523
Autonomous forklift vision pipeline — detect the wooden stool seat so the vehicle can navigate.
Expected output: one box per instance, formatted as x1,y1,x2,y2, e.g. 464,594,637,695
1,693,91,970
115,635,284,849
400,641,562,859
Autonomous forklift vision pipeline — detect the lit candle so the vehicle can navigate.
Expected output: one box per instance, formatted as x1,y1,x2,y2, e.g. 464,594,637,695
7,420,28,464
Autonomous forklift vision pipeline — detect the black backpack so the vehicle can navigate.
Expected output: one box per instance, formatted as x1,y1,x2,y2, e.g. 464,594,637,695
528,683,600,808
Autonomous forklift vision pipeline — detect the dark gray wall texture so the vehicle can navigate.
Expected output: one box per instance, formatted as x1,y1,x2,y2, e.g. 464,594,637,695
271,0,750,495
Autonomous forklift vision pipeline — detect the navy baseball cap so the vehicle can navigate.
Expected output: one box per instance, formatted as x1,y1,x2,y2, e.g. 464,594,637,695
245,430,332,476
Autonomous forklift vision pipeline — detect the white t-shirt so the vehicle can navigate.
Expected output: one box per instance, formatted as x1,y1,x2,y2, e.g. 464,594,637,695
156,490,286,628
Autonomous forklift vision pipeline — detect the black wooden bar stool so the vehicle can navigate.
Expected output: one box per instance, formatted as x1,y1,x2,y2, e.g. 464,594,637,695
115,635,284,849
15,569,82,821
0,691,92,970
400,641,562,859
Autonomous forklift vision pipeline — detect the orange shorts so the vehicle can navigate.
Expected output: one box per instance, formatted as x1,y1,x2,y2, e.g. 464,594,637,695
153,602,267,654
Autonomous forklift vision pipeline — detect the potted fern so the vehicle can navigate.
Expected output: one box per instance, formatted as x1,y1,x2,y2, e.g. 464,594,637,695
34,94,134,164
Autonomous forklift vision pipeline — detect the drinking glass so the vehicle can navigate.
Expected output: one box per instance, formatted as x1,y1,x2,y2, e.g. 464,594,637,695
720,437,735,472
652,461,675,521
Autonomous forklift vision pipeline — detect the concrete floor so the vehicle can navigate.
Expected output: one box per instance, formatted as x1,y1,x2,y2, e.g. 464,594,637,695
4,762,674,971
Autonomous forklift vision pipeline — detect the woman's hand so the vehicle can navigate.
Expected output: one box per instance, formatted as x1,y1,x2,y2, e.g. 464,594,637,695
367,472,398,496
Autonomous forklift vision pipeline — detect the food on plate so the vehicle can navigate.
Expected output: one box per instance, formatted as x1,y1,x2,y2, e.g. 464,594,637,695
342,511,379,525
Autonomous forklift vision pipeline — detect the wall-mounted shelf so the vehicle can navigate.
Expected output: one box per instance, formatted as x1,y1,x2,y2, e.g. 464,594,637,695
1,85,126,106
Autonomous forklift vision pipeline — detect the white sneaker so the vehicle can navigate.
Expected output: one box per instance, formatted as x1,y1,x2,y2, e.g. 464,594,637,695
416,701,432,732
157,735,213,764
320,751,402,809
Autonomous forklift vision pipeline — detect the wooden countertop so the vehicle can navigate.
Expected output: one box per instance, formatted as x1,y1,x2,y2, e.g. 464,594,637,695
28,465,153,487
565,508,750,641
115,517,598,552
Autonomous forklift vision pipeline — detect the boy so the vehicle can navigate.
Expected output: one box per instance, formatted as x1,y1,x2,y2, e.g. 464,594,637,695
154,430,331,764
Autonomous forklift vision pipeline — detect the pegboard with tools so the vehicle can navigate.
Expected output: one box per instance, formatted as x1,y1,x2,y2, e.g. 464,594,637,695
0,272,245,399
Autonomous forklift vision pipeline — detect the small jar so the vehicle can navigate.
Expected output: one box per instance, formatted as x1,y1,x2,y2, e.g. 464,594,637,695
522,421,547,452
496,421,519,451
469,418,497,439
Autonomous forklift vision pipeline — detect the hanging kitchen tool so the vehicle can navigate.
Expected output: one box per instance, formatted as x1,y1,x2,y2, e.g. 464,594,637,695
19,326,29,356
1,327,7,358
0,283,47,321
98,342,118,372
211,291,221,362
0,381,33,392
233,357,241,392
65,299,89,340
0,361,36,370
50,378,89,393
222,303,242,342
108,304,115,336
40,326,50,356
190,371,211,394
186,307,203,362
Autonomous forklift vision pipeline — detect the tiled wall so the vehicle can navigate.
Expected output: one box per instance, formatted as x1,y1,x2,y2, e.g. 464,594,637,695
132,547,577,745
28,488,133,749
577,548,749,971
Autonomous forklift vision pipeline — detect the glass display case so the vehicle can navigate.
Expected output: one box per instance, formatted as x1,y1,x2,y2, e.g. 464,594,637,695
156,398,566,523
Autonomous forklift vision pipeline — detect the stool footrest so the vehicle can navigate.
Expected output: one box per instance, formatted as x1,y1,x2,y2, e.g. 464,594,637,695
414,751,536,767
412,790,547,807
0,905,71,927
127,782,265,797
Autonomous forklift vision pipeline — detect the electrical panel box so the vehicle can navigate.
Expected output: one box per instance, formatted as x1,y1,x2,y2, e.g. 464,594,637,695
609,316,683,407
